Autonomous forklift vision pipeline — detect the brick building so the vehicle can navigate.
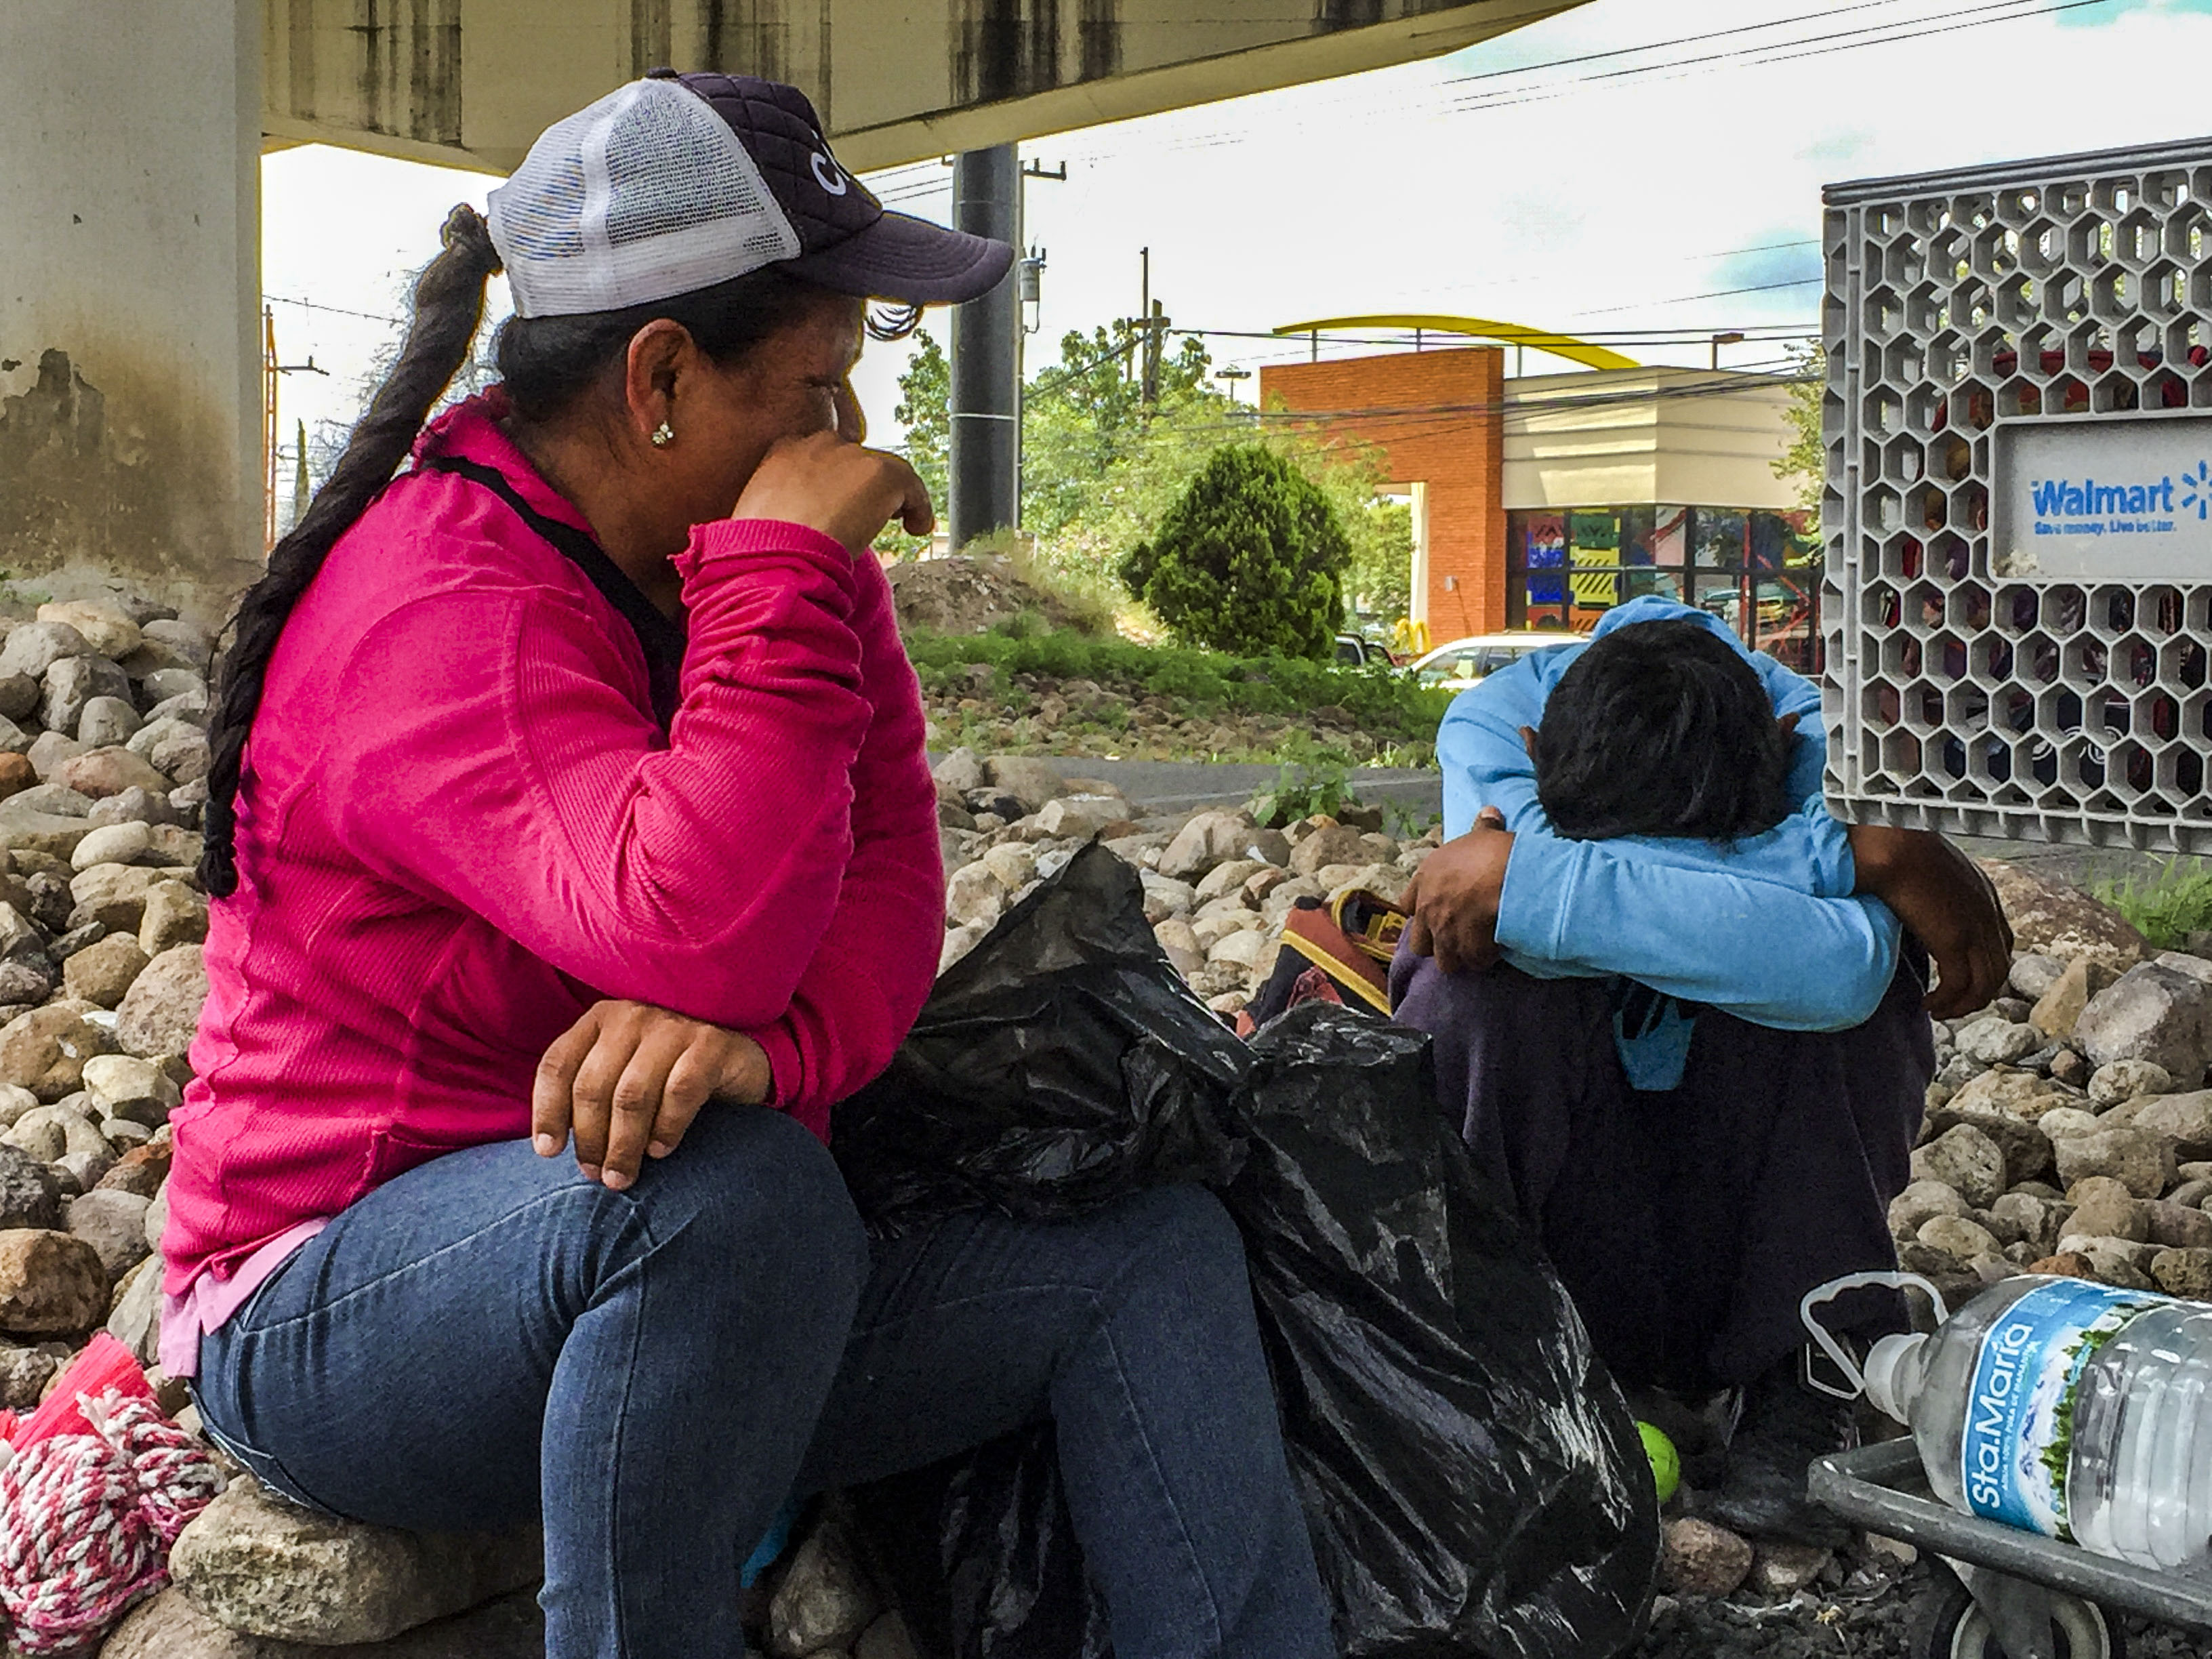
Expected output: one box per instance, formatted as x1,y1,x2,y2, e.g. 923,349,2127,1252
1258,347,1822,670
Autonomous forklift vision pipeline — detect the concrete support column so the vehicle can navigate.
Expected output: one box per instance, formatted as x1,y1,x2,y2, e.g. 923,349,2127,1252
0,0,265,621
947,144,1020,552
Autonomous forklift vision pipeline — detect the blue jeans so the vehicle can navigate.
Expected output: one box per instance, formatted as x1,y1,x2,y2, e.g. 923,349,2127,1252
190,1105,1332,1659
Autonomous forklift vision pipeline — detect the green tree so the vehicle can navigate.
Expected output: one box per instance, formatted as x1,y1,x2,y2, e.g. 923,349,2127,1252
1118,445,1349,659
1772,340,1826,530
894,332,950,526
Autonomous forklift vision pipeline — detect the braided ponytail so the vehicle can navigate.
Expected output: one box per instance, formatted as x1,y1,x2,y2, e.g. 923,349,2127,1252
199,205,501,897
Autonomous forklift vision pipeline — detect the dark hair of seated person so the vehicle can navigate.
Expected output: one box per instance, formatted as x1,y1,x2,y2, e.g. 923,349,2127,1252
1531,617,1795,842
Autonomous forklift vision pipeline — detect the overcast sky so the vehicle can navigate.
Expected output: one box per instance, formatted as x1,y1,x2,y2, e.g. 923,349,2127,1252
261,0,2212,466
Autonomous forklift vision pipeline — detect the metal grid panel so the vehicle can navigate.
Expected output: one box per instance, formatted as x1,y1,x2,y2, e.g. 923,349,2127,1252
1822,138,2212,851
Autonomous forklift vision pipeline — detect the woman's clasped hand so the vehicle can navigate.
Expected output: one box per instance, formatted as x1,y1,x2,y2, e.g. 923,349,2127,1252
533,1000,773,1190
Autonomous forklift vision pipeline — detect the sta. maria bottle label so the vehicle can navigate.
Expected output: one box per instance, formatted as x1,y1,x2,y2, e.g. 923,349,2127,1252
1962,1278,2162,1538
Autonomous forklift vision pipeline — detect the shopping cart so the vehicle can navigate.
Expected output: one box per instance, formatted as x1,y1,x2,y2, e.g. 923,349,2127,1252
1811,1437,2212,1659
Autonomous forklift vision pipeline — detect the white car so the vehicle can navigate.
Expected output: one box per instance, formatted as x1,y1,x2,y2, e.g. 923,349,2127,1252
1410,632,1578,693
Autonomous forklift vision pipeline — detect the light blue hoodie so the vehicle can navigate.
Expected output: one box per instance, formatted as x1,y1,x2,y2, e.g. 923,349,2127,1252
1434,596,1901,1082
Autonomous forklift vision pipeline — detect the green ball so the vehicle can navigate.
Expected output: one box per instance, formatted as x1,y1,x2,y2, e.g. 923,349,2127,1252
1638,1421,1681,1504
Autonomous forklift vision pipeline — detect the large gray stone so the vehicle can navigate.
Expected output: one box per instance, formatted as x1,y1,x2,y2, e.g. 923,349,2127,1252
41,656,131,738
140,617,215,672
113,942,206,1060
766,1521,880,1659
0,621,93,683
98,1585,546,1658
1946,1067,2082,1124
106,1252,161,1364
0,1143,58,1231
1033,794,1130,840
1889,1179,1969,1239
1980,859,2149,971
2090,1059,2173,1108
2009,954,2068,1001
36,601,139,661
930,746,985,798
2076,964,2212,1086
169,1477,542,1646
0,802,97,861
81,1052,180,1127
66,1187,150,1279
1923,1103,2053,1184
0,1004,116,1101
140,879,209,956
1954,1017,2043,1066
2055,1124,2176,1200
1910,1124,2007,1208
2030,956,2117,1042
2130,1090,2212,1162
0,1228,107,1332
983,756,1069,815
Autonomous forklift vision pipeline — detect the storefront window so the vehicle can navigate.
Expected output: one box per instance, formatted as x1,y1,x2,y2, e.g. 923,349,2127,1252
1505,505,1823,672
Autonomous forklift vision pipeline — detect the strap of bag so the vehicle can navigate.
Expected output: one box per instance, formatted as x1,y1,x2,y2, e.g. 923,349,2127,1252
419,454,687,729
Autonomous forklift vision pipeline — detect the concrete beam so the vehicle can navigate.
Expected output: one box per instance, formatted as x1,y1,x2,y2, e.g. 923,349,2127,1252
261,0,1589,176
1,0,267,620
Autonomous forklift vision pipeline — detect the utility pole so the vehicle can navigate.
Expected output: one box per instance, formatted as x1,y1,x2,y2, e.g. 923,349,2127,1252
1135,248,1170,406
947,144,1019,551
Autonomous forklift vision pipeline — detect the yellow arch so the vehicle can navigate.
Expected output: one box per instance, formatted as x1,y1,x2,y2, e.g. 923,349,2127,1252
1271,314,1639,372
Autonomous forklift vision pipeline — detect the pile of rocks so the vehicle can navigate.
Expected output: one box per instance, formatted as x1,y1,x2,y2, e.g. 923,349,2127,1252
0,598,215,1392
933,747,1436,1014
1894,860,2212,1307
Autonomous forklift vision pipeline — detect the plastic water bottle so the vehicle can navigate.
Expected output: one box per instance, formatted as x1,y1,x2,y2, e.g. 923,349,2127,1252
1815,1272,2212,1572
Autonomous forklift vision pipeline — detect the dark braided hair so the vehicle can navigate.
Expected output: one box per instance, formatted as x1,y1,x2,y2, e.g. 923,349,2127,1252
200,207,893,897
201,204,503,897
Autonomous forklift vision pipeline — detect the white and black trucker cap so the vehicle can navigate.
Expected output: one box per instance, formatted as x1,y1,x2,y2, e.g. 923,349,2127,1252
487,70,1012,319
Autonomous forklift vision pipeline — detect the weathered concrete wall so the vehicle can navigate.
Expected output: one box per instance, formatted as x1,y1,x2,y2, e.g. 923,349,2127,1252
261,0,1589,173
0,0,266,624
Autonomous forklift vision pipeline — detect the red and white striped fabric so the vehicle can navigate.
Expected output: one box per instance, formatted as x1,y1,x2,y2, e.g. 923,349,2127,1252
0,1337,222,1654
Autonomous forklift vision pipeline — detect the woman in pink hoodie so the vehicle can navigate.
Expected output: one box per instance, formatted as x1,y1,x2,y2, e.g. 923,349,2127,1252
168,73,1332,1659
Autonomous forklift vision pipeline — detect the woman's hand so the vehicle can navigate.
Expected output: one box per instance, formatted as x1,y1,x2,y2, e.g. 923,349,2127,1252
732,430,933,551
533,1000,772,1190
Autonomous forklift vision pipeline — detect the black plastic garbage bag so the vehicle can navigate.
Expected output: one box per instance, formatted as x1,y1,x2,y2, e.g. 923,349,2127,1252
1231,1002,1659,1658
840,844,1658,1659
834,843,1250,1233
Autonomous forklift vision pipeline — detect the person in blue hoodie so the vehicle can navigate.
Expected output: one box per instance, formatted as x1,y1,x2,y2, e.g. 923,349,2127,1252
1391,595,2011,1546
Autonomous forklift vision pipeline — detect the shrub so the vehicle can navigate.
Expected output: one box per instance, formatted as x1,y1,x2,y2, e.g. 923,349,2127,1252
2094,863,2212,951
1118,445,1348,659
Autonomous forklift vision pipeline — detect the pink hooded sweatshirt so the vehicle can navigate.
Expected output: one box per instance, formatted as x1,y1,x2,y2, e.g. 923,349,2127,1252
159,392,943,1343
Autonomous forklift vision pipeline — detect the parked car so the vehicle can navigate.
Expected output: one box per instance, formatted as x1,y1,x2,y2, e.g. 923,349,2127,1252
1334,632,1389,668
1409,631,1578,692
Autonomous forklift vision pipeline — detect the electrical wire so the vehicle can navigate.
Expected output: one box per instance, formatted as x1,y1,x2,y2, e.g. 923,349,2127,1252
1067,0,2112,162
264,293,407,325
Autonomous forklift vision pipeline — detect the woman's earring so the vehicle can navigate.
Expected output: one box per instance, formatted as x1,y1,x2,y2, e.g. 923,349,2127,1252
650,422,674,448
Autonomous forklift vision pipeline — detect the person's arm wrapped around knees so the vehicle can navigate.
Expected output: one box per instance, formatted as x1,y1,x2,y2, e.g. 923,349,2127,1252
1419,622,2009,1025
1425,655,1899,1029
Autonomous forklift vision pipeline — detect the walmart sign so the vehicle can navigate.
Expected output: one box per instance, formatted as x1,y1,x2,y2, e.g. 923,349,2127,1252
1993,415,2212,581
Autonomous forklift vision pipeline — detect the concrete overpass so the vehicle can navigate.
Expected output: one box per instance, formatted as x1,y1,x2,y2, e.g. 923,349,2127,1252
1,0,1585,617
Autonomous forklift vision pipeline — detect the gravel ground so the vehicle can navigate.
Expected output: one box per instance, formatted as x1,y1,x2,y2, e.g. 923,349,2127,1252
1634,1561,2211,1658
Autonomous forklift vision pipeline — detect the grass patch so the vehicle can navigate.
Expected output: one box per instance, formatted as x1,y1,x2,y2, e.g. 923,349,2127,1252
905,624,1454,753
2092,862,2212,950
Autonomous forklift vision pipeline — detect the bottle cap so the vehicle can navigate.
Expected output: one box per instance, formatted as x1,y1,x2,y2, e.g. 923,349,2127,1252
1861,1332,1924,1423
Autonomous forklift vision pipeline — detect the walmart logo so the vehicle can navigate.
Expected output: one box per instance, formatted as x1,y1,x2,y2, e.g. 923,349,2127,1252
2183,459,2212,520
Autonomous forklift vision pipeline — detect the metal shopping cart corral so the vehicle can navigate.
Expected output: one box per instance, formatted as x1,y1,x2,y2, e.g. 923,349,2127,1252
1811,1438,2212,1659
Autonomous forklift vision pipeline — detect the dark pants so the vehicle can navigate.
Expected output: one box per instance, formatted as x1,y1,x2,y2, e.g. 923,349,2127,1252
1389,954,1932,1391
190,1105,1333,1659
